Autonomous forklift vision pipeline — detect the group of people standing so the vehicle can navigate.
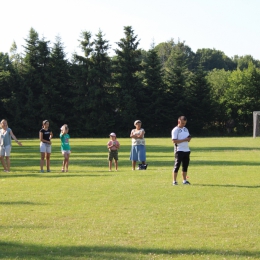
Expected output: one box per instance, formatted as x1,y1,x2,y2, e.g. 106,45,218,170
39,120,71,173
107,116,192,186
107,119,148,172
0,116,192,185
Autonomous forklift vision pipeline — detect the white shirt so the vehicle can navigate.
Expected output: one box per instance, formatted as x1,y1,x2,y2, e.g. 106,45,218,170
171,126,190,152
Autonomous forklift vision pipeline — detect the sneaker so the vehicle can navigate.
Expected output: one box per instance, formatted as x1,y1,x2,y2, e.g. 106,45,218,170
47,170,51,172
40,170,44,173
173,181,178,185
61,169,64,172
138,164,147,170
183,180,191,185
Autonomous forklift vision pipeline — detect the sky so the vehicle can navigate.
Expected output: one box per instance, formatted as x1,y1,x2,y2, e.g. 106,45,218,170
1,0,260,60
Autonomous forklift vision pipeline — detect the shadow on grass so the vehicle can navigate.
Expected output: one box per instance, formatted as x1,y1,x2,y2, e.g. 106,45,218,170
69,158,260,167
0,241,258,259
0,173,115,178
193,184,260,189
147,145,260,153
191,160,260,166
191,146,260,152
0,201,47,205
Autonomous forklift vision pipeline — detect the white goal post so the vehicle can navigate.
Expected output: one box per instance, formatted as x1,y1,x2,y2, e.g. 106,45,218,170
253,111,260,137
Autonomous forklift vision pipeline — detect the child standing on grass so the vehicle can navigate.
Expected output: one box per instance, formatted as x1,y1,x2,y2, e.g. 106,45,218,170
60,124,71,172
107,133,120,171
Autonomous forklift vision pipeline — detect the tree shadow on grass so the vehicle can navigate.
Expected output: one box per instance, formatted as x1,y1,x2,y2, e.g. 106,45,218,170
0,173,115,179
192,184,260,189
147,145,260,153
0,241,258,259
0,201,47,205
148,159,260,167
191,146,260,152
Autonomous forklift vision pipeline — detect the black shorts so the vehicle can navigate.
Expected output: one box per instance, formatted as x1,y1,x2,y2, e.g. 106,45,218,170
173,151,190,173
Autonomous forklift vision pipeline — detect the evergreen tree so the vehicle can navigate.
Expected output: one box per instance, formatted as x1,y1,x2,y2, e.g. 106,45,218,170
113,26,142,132
185,63,212,134
21,28,51,133
164,43,191,130
70,31,93,135
0,51,24,133
86,30,113,135
141,47,166,135
48,36,72,133
0,53,12,118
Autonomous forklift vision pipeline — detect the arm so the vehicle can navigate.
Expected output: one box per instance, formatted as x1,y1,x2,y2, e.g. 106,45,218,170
10,130,22,146
172,136,191,144
39,131,52,144
107,142,112,149
130,129,144,139
130,130,135,138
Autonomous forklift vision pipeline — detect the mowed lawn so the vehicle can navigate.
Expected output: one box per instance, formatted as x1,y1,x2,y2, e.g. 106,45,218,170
0,137,259,260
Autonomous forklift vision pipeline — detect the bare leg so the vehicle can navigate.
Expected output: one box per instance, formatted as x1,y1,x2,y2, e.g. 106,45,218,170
172,171,178,182
46,153,51,171
65,154,70,172
6,156,10,171
0,156,7,171
109,160,112,171
62,154,65,171
115,160,118,171
182,171,187,181
40,153,45,171
132,161,136,170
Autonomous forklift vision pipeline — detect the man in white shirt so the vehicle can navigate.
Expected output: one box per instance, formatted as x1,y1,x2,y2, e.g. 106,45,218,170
171,116,191,185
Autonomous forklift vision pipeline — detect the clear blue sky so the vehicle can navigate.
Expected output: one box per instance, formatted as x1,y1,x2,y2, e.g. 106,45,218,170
1,0,260,60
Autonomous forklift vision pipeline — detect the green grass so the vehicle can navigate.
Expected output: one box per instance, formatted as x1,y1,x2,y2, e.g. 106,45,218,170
0,137,259,259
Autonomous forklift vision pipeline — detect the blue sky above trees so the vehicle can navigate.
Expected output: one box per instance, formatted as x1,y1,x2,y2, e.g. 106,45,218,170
1,0,260,60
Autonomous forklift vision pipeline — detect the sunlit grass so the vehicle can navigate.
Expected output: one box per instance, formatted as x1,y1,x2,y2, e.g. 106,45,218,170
0,137,259,259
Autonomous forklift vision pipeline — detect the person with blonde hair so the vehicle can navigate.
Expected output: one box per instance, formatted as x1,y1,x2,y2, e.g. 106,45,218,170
60,124,71,172
0,119,22,172
107,132,120,171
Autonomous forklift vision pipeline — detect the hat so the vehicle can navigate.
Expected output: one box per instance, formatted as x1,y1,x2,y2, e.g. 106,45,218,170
134,120,142,126
109,132,116,137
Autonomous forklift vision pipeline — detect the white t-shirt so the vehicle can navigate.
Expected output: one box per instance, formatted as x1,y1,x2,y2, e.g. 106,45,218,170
171,126,190,152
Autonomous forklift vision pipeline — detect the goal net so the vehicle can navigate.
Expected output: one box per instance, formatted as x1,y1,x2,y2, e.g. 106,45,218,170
253,111,260,137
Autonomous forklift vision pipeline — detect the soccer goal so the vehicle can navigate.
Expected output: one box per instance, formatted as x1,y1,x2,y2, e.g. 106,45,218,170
253,111,260,137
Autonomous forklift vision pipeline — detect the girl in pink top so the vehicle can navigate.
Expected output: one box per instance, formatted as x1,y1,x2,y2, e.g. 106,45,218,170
107,133,120,171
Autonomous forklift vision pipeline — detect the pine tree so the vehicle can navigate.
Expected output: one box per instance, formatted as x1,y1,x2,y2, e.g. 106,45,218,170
164,42,191,130
185,63,212,134
70,31,96,136
141,47,166,134
48,36,72,133
113,26,142,132
86,30,113,135
21,28,51,132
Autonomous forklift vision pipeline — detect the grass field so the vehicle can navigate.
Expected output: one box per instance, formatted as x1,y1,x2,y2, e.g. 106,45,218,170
0,137,259,260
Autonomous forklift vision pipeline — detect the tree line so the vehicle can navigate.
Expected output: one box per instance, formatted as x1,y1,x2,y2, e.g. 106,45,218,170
1,26,260,138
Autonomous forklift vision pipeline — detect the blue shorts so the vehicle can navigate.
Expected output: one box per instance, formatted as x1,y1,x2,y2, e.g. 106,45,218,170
130,145,146,162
